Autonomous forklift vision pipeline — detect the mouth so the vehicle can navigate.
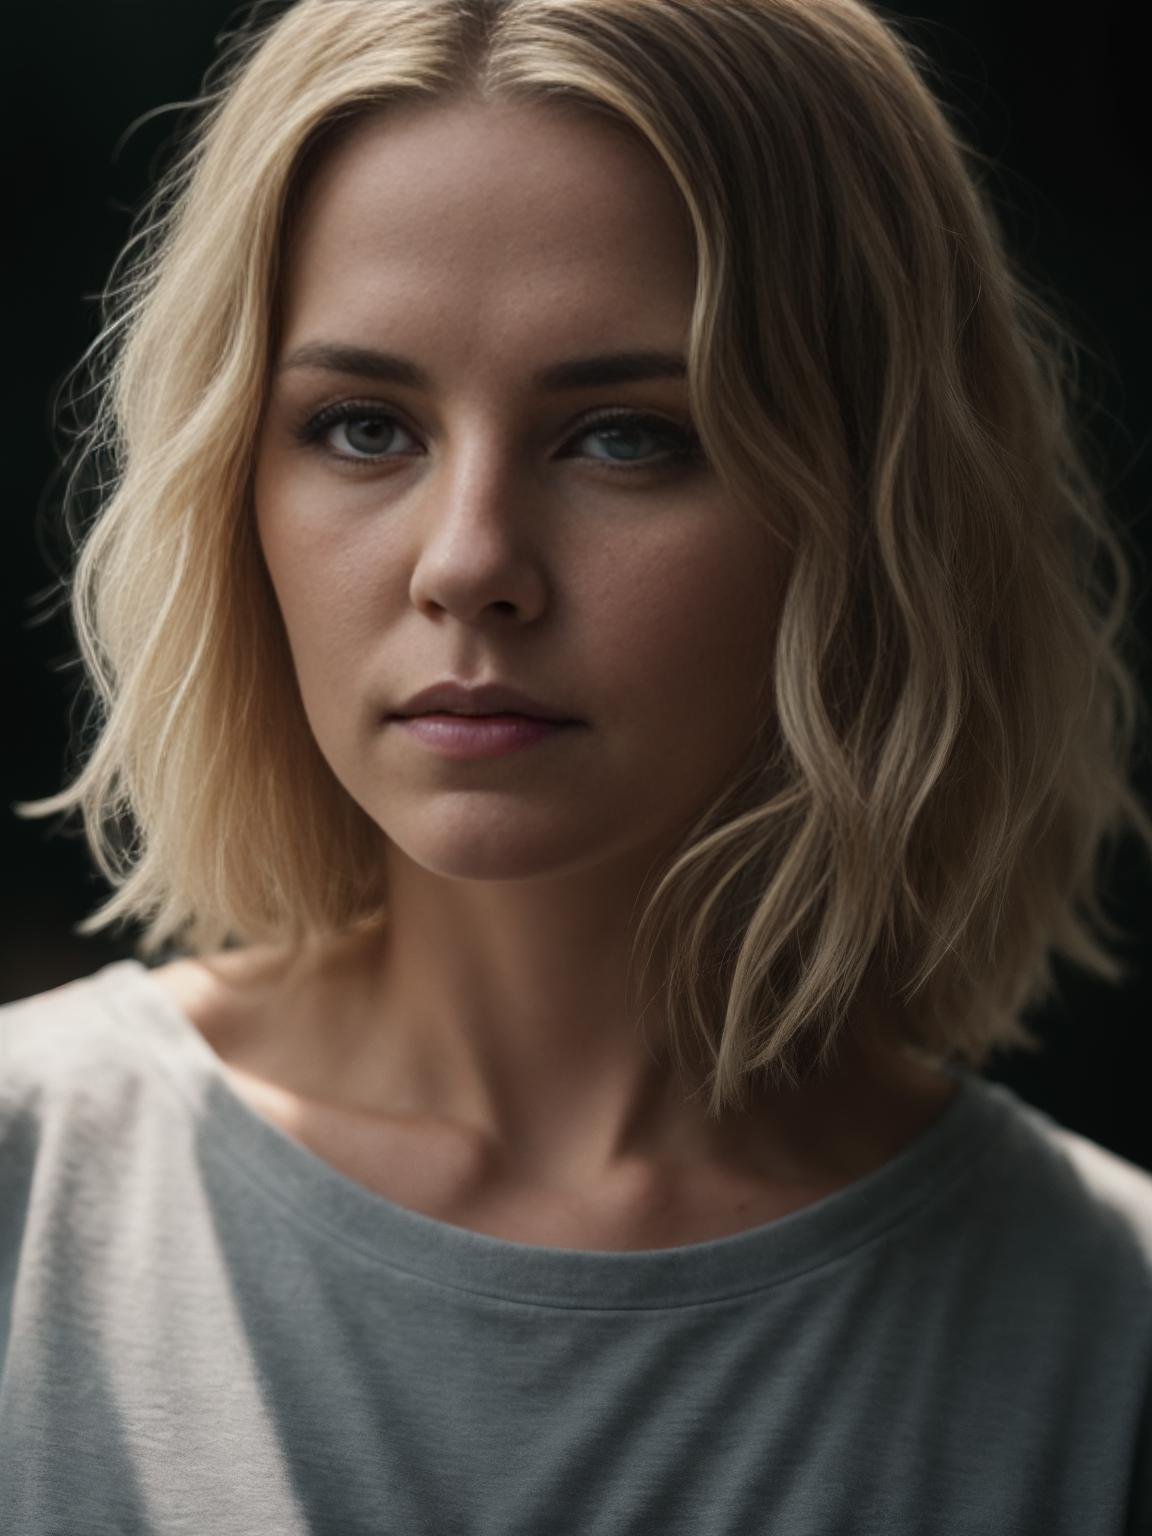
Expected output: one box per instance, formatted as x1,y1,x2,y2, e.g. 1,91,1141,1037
387,711,582,759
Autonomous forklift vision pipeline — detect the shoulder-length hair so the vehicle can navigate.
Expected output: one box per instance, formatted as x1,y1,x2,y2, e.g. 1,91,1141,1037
18,0,1152,1118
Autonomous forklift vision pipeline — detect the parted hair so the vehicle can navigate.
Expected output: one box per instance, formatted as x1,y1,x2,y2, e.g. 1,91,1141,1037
17,0,1152,1118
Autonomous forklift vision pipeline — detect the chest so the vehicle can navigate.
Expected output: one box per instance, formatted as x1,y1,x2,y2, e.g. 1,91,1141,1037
218,1059,833,1250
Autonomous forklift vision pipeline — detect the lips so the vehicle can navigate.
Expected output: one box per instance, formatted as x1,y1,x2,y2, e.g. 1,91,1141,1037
391,712,578,759
392,679,578,722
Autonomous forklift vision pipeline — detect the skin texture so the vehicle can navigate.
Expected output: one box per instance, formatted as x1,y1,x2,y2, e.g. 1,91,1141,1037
155,95,958,1247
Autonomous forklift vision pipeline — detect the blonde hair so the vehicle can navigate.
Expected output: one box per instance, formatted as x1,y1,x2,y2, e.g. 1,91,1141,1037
17,0,1152,1119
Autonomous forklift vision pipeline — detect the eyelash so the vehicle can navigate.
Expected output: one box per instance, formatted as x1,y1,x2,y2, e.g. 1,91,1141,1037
291,401,704,475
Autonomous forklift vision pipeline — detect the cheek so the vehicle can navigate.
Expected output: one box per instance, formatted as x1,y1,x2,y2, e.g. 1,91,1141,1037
254,466,386,712
620,529,783,731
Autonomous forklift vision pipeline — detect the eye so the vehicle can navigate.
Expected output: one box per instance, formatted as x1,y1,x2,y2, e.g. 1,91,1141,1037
563,412,702,472
291,401,703,474
305,407,414,462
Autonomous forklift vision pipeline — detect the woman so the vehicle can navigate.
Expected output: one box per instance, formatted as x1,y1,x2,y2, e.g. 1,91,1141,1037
4,0,1150,1530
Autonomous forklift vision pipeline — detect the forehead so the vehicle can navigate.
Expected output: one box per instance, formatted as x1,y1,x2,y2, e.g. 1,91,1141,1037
276,98,698,367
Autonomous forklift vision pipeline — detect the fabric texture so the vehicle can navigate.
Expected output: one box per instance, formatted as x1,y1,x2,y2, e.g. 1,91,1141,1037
1,958,1149,1536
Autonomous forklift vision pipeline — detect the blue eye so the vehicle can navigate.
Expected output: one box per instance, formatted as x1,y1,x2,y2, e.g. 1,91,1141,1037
293,402,703,474
566,414,701,470
313,409,407,461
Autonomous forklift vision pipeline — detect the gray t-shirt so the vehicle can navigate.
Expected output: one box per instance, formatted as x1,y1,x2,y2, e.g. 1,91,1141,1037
1,958,1149,1535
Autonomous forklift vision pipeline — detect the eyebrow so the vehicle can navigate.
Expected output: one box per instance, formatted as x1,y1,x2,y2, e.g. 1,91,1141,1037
275,342,688,391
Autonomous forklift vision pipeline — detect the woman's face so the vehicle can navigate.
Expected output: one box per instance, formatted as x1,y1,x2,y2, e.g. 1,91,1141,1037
255,97,786,884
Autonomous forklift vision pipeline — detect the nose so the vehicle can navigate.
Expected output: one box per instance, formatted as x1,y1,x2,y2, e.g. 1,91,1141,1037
405,439,550,626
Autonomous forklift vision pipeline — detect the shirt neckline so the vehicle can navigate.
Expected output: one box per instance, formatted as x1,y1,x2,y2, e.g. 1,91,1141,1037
97,957,1013,1309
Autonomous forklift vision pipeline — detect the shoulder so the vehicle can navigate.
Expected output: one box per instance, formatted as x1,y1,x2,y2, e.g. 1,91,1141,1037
0,950,275,1102
0,965,161,1156
0,948,294,1166
1040,1114,1152,1261
986,1084,1152,1288
0,965,131,1071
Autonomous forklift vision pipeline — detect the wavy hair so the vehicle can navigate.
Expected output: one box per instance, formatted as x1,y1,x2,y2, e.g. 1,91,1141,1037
17,0,1152,1118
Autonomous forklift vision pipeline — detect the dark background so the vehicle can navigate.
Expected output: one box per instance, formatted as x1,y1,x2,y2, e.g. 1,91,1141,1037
5,2,1149,1165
